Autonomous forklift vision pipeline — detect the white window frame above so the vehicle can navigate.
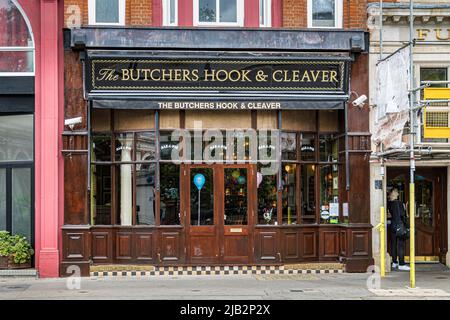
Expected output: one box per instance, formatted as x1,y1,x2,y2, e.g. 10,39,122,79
88,0,126,26
0,0,35,76
307,0,343,29
163,0,178,26
259,0,271,27
193,0,244,27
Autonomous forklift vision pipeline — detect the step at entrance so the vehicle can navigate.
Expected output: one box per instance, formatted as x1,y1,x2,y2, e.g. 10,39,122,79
90,263,345,277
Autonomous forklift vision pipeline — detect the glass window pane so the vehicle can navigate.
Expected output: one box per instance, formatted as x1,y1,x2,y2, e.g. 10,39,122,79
91,165,111,225
319,134,337,162
281,132,297,160
199,0,216,22
191,168,214,225
312,0,336,27
224,168,247,225
282,163,297,225
220,0,237,22
0,51,33,72
170,0,176,24
0,0,33,47
115,133,134,162
0,169,5,230
136,163,156,225
160,130,181,161
116,164,133,225
12,168,31,241
300,133,315,161
95,0,119,23
415,175,433,227
420,68,447,88
257,164,277,225
160,163,181,225
320,165,339,224
301,164,316,223
259,0,265,25
136,132,156,161
0,114,33,162
92,134,111,162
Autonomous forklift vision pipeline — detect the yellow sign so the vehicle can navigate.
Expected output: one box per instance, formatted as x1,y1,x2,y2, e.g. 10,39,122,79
424,87,450,100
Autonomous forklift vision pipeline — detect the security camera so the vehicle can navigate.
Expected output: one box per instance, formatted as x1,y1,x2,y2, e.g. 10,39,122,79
352,94,367,108
65,117,82,130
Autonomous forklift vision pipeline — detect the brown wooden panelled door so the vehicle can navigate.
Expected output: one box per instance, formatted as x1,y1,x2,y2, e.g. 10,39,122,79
186,164,253,264
387,167,446,262
187,165,219,264
221,165,253,264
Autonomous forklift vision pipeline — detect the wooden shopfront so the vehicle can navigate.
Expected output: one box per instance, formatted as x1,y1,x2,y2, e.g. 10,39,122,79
61,28,373,276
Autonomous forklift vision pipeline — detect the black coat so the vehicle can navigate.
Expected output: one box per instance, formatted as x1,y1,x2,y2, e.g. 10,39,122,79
387,199,407,232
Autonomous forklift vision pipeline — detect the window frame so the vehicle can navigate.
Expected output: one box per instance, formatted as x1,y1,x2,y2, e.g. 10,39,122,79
193,0,244,27
259,0,271,28
163,0,178,26
416,65,450,144
0,0,35,76
88,0,126,26
307,0,343,29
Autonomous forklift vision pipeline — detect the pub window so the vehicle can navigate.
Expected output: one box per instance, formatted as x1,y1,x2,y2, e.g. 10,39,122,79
88,0,125,26
319,165,339,224
307,0,343,29
194,0,244,26
259,0,271,27
90,110,157,226
301,164,316,223
163,0,178,26
160,163,180,225
257,164,277,225
282,163,297,225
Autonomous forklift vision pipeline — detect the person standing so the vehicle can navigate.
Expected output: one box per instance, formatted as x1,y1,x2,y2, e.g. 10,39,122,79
387,188,410,271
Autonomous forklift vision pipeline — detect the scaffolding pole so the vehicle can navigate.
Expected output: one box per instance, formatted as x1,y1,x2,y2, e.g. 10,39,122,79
408,0,416,289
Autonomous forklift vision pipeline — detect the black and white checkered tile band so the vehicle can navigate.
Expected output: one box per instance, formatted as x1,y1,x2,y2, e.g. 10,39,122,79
90,266,344,277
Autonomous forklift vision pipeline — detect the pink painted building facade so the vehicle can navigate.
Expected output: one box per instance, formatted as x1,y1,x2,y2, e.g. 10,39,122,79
0,0,63,277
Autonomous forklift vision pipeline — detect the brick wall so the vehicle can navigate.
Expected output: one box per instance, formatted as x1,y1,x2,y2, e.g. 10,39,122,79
63,0,370,29
63,0,152,28
283,0,369,29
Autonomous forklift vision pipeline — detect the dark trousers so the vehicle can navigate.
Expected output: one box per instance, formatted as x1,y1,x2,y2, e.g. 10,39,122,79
391,232,405,265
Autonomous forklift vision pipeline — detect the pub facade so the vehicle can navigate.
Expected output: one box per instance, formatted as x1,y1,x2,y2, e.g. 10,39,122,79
61,0,372,276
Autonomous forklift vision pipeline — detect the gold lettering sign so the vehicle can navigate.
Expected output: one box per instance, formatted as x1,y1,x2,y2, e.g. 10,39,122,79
88,57,347,93
416,28,450,41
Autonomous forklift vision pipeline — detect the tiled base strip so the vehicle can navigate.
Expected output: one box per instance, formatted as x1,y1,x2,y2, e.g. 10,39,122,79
90,266,344,277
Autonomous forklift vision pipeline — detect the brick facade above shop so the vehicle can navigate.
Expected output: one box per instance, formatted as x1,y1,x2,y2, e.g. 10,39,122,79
63,0,369,29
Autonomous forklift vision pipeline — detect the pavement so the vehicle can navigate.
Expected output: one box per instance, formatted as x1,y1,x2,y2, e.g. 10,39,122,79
0,264,449,300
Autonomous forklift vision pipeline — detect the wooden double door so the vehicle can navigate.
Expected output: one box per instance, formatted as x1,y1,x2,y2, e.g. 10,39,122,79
185,164,254,264
387,167,448,263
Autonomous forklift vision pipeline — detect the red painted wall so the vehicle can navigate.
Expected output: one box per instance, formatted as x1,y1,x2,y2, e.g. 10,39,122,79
17,0,62,278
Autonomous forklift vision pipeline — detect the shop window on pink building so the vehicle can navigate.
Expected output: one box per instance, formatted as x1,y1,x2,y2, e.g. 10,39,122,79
0,0,34,75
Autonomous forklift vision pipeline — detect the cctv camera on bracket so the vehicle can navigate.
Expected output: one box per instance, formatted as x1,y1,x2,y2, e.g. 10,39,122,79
349,91,367,108
65,117,82,130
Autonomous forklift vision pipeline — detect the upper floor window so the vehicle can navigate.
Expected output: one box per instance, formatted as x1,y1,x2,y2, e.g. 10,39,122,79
194,0,244,26
259,0,271,27
0,0,34,75
163,0,178,26
307,0,342,29
88,0,125,26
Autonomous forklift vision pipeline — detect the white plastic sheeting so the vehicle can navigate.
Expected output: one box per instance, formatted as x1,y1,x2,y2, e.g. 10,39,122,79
372,47,410,150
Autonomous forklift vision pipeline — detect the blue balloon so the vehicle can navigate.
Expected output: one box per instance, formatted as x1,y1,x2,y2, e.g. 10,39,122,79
193,173,206,190
237,176,246,185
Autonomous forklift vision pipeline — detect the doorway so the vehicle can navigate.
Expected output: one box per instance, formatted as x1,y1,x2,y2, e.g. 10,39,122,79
186,164,254,264
387,167,447,264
